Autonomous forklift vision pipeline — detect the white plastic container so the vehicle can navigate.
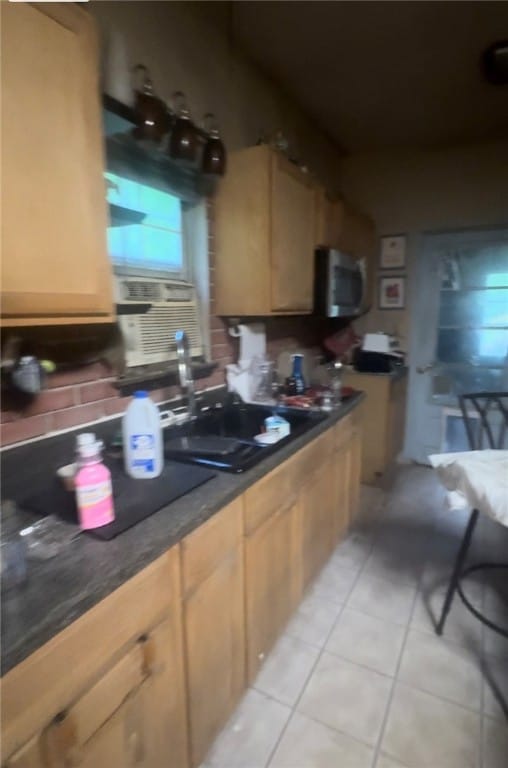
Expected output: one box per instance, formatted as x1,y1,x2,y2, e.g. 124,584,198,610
264,415,291,439
123,391,163,479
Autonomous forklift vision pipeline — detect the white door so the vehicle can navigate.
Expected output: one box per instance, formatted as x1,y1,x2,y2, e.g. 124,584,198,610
406,228,508,464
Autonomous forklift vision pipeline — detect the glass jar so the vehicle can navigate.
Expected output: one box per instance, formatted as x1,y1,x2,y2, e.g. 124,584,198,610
253,360,276,404
328,361,343,405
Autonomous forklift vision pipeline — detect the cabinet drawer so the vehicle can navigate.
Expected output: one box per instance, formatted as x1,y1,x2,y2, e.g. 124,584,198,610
334,404,363,450
294,429,333,479
244,456,298,535
352,400,364,427
41,640,146,763
38,615,185,768
181,498,243,595
335,414,353,448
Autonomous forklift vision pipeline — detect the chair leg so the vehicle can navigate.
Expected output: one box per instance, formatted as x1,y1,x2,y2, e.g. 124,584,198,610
436,509,479,636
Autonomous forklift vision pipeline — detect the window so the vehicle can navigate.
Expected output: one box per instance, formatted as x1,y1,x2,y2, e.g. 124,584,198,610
434,242,508,398
102,110,211,372
105,171,187,279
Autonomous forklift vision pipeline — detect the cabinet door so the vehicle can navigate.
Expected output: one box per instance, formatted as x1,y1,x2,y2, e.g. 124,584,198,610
337,206,376,310
1,3,112,325
77,616,187,768
184,550,245,767
348,427,362,523
331,443,350,544
214,146,271,316
271,154,316,312
300,462,335,590
326,200,345,248
316,195,344,249
245,498,301,682
387,377,408,465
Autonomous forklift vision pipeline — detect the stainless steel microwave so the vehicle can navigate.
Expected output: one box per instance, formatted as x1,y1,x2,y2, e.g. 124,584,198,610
313,248,364,317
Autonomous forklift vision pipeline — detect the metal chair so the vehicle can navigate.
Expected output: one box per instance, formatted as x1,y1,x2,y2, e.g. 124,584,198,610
436,392,508,638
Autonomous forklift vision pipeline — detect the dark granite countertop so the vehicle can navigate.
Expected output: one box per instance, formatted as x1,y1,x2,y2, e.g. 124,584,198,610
1,393,364,676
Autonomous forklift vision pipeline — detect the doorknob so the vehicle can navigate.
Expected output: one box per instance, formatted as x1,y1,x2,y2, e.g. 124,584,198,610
416,363,435,374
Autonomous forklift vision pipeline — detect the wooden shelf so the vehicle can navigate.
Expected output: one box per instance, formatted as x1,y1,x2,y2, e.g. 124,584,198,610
102,94,219,201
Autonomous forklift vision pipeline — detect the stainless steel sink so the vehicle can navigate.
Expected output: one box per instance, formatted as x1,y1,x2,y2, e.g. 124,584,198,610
163,402,327,473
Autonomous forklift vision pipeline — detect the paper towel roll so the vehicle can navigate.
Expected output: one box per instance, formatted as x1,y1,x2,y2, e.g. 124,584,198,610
229,323,266,363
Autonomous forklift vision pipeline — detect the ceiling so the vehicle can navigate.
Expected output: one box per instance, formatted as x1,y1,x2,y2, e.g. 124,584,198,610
231,1,508,153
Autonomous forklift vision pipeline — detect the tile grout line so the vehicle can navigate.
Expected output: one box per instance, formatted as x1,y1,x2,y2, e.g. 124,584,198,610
316,630,488,719
369,542,429,768
263,528,377,768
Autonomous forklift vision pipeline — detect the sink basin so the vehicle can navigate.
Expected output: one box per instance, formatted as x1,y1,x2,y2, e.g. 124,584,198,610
163,402,326,473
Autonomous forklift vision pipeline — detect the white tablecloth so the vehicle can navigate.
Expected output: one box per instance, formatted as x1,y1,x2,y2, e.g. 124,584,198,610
429,450,508,528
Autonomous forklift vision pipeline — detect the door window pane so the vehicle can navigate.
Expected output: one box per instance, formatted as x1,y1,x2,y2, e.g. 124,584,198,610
440,244,508,289
432,239,508,404
437,328,508,366
439,289,508,328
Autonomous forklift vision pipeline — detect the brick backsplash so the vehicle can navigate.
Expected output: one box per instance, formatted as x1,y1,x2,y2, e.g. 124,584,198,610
0,201,328,448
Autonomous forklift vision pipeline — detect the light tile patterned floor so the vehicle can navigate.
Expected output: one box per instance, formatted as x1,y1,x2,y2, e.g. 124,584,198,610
202,465,508,768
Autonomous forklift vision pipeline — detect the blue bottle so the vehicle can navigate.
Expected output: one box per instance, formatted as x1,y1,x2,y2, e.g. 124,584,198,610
291,354,306,395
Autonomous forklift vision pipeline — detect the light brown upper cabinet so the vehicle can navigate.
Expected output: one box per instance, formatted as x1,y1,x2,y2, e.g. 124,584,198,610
338,207,376,311
315,189,345,249
214,145,317,315
1,3,113,327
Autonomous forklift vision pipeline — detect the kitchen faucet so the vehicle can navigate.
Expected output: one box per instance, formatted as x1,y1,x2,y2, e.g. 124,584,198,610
175,330,197,420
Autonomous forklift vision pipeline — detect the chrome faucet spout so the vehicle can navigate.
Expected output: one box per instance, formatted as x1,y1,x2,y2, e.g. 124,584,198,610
175,330,197,419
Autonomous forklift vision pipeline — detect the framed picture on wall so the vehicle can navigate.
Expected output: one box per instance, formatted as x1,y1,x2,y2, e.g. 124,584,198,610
379,275,405,310
380,234,406,269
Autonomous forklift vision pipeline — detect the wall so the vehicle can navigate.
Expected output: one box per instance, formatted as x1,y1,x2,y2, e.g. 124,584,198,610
0,1,344,448
341,139,508,349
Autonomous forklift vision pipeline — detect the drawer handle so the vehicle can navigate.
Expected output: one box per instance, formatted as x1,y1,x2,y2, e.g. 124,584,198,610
138,633,164,676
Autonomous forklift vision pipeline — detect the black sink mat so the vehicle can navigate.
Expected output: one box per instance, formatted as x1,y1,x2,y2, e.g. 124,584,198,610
20,459,216,541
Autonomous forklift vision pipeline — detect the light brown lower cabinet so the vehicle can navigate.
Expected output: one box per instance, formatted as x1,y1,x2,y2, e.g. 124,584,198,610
1,550,188,768
301,460,335,590
331,441,351,543
181,498,245,768
1,406,364,768
342,370,406,484
41,616,181,768
244,497,302,682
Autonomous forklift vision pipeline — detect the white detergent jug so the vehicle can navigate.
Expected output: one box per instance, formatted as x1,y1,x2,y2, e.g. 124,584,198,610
123,391,163,479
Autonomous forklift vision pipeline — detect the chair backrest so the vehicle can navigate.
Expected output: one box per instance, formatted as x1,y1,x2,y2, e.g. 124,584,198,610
459,392,508,450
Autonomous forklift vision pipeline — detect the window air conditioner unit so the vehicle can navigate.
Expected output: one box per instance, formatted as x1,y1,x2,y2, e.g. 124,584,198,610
115,276,204,368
